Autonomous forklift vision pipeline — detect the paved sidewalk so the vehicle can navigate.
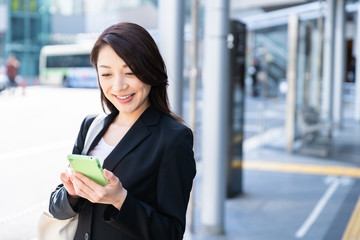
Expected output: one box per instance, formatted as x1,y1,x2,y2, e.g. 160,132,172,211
185,117,360,240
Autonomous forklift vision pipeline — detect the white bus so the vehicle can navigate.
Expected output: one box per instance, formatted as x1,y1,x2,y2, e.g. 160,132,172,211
39,43,98,88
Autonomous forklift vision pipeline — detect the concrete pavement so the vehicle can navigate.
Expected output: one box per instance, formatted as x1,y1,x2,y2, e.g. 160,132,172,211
185,112,360,240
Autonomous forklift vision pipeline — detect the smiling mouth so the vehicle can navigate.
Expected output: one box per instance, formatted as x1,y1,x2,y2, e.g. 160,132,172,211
116,94,134,100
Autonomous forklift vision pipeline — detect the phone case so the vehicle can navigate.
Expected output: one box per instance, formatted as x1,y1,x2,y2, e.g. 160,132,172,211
67,154,109,186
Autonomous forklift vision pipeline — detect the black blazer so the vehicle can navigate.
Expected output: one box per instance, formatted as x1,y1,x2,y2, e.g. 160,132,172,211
49,107,196,240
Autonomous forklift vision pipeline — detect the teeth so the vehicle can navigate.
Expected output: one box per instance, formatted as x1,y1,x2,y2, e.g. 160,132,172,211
117,94,132,100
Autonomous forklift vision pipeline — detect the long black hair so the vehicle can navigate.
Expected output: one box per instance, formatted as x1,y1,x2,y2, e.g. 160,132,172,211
90,22,182,123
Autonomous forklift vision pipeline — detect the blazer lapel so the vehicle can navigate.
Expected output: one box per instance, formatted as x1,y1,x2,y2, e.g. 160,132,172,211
86,112,116,155
102,107,160,171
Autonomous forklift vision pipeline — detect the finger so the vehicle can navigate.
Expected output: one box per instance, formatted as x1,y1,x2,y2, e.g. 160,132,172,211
103,169,118,184
60,172,77,196
71,172,101,199
71,175,94,198
71,181,88,199
72,176,105,203
60,172,69,182
73,171,101,189
65,167,74,179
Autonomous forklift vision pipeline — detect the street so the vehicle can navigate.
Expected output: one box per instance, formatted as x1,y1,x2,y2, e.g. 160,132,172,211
0,86,102,239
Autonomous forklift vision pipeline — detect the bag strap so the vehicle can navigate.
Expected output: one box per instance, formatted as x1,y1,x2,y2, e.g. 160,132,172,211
82,114,107,155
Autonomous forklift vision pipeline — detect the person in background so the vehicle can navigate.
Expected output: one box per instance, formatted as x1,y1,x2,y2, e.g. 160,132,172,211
49,22,196,240
6,53,20,95
347,56,355,83
248,58,260,97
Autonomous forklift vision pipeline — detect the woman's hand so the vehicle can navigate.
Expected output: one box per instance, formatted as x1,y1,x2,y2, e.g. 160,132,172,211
69,169,127,210
60,167,77,197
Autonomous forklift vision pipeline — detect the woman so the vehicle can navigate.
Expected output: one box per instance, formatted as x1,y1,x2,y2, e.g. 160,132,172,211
6,53,20,94
49,22,196,240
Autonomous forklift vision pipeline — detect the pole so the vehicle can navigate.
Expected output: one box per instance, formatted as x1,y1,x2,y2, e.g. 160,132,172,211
332,0,345,128
321,0,335,125
201,0,229,235
355,1,360,121
316,0,324,110
285,14,299,153
158,0,184,116
187,0,199,233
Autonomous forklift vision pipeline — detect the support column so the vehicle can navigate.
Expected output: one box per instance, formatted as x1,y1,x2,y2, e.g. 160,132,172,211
158,0,184,116
321,0,335,123
310,28,321,107
332,0,345,128
355,3,360,122
201,0,229,235
285,14,299,153
187,0,199,233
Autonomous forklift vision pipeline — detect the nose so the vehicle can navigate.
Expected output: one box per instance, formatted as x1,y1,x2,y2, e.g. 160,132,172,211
112,74,128,91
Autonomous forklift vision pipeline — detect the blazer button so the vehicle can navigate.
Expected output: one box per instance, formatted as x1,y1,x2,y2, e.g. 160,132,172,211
84,232,89,240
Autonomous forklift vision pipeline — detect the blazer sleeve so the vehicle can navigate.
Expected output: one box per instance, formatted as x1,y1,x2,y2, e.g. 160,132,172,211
103,127,196,240
49,115,95,219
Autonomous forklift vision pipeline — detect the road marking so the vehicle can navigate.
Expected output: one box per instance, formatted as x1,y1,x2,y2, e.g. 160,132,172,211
231,160,360,239
232,160,360,178
342,196,360,240
295,176,342,238
0,139,74,161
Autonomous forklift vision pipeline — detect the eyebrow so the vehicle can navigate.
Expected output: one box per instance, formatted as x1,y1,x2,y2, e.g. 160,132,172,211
98,64,128,69
98,65,110,69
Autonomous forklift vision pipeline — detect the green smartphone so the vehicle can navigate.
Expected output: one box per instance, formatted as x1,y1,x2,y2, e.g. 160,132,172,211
67,154,108,186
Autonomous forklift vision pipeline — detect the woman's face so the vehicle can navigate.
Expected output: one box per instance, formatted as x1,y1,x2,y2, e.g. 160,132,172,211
97,45,151,118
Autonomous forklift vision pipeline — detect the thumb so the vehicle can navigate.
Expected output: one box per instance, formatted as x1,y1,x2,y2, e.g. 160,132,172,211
103,169,117,183
60,172,69,182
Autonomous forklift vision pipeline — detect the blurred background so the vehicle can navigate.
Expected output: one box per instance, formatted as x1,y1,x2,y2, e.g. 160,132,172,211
0,0,360,239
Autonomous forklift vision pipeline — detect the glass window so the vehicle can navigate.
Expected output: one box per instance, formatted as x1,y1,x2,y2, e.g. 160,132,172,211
11,17,25,42
30,17,40,44
46,54,91,68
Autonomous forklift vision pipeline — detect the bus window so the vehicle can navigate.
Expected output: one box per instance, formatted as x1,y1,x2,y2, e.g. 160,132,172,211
46,55,92,68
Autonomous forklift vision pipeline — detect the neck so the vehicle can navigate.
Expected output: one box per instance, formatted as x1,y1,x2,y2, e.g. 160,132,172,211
115,105,150,126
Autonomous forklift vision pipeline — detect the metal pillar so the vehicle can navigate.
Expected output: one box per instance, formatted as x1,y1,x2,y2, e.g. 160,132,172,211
285,14,299,153
332,0,345,128
355,3,360,122
201,0,229,235
189,1,199,133
158,0,184,116
187,0,199,233
310,28,321,107
321,0,335,123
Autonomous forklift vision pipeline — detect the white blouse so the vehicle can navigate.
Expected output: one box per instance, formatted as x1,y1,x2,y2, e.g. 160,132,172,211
88,138,116,166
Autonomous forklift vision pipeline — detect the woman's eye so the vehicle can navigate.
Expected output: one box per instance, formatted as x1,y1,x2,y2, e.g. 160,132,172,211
101,73,111,77
125,72,135,76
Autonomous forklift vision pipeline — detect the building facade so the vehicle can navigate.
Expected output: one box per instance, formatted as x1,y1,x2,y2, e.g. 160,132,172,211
5,0,50,78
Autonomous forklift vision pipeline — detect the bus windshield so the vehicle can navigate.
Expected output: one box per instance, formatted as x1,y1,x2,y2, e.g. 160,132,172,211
39,44,98,88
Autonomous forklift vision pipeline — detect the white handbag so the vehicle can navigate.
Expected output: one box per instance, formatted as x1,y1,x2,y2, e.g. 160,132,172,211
37,211,79,240
37,114,106,240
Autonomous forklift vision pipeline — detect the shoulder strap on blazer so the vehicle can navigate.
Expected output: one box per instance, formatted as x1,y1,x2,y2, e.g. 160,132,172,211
82,114,107,155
